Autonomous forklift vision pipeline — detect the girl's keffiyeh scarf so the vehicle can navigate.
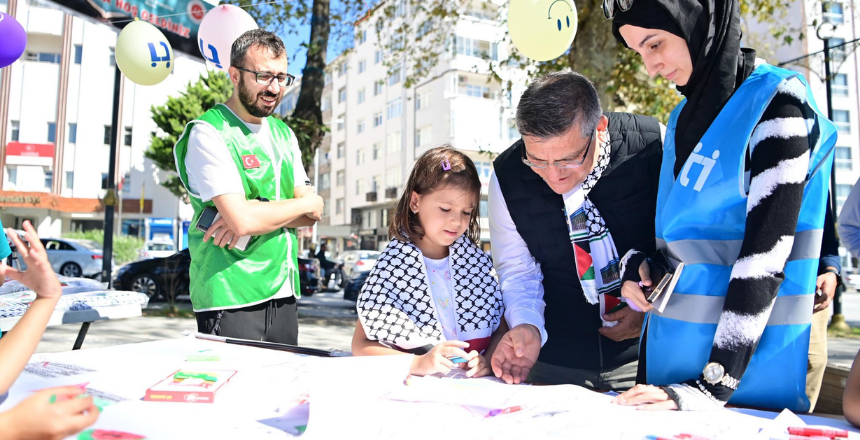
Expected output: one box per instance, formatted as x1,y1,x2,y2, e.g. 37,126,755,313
357,235,504,354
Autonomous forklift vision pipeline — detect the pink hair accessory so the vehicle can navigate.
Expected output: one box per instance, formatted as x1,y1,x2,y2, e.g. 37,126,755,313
441,159,451,171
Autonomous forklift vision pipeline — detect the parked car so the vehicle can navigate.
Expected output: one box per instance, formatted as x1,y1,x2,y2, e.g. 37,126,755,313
343,270,370,301
139,240,176,260
16,237,109,279
340,250,381,278
115,250,322,301
298,256,322,297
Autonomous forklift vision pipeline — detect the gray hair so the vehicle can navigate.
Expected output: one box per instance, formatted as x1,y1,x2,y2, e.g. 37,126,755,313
231,29,287,68
515,71,602,139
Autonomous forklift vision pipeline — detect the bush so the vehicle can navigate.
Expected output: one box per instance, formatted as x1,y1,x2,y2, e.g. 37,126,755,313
62,230,144,265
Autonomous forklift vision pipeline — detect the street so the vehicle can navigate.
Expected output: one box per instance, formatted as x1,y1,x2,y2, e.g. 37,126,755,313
34,290,358,354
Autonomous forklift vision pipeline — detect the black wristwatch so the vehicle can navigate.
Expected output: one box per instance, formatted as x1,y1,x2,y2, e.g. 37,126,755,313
256,197,270,202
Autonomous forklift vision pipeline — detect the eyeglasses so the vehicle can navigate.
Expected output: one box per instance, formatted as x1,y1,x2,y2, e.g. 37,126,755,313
235,66,296,88
521,131,595,170
602,0,634,19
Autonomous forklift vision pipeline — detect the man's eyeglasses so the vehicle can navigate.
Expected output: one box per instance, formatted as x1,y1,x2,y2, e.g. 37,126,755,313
235,66,296,88
521,131,595,170
602,0,634,19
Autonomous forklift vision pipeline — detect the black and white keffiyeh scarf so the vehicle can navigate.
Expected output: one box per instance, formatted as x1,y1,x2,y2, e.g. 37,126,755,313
356,235,504,354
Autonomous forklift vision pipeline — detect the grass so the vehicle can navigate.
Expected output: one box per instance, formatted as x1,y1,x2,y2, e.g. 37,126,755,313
142,306,195,319
828,326,860,339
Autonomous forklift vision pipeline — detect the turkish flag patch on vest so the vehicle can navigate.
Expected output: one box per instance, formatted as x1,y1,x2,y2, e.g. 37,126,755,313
242,154,261,169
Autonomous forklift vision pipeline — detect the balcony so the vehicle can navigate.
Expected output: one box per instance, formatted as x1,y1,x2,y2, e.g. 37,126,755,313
366,191,378,202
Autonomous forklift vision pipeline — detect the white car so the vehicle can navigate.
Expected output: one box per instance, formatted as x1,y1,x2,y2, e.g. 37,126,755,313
139,241,176,260
341,250,382,278
33,238,107,278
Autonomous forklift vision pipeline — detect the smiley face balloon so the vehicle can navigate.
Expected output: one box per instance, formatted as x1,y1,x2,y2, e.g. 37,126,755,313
508,0,578,61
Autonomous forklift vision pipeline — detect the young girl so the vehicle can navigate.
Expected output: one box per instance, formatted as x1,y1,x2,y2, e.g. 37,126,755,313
353,146,506,377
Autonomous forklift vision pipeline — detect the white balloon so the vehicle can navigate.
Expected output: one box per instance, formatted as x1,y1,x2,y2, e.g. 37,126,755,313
197,4,258,72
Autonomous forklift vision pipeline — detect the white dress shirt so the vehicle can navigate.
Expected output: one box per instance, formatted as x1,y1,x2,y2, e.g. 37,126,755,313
838,176,860,259
488,172,549,346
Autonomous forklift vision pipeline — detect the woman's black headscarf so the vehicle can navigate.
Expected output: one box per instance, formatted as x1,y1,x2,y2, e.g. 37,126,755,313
612,0,756,176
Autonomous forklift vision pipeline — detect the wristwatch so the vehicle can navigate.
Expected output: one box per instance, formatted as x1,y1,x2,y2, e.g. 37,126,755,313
702,362,740,390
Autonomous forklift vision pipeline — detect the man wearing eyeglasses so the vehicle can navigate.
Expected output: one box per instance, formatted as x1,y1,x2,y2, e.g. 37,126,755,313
173,29,324,344
488,71,664,389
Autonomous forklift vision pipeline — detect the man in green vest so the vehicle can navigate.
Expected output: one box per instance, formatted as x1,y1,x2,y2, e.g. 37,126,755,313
174,29,323,344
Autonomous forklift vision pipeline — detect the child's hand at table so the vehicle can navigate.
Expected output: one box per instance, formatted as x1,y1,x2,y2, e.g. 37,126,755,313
0,385,100,439
2,221,62,300
410,340,471,376
464,351,491,378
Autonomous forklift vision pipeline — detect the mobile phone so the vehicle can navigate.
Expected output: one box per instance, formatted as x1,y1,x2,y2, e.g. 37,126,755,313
195,207,219,233
195,207,251,251
647,272,674,303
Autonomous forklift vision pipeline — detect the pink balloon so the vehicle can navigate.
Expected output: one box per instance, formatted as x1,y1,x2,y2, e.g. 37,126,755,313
0,12,27,69
197,4,258,72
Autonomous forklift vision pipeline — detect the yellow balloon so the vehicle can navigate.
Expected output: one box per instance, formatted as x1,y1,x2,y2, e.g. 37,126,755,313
508,0,578,61
115,19,173,86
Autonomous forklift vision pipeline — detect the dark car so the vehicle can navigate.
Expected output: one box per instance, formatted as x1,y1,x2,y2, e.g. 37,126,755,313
343,270,369,301
114,249,321,300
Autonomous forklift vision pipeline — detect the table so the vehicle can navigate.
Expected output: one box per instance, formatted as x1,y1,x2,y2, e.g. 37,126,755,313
0,302,142,349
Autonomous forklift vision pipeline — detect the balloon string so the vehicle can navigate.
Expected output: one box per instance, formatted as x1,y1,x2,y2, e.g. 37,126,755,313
107,0,291,24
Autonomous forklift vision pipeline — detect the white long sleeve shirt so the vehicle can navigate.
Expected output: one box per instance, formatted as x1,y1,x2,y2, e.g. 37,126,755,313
838,176,860,259
488,172,549,346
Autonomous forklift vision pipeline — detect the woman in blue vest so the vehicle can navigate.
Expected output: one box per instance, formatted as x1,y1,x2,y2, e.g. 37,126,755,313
607,0,837,411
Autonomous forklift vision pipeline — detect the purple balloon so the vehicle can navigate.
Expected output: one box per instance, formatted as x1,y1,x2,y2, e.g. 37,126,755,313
0,12,26,69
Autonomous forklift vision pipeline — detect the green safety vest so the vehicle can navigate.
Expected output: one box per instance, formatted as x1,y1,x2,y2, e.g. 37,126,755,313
174,104,300,312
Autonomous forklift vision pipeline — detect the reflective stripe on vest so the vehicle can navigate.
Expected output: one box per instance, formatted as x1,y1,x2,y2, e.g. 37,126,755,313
655,229,824,267
654,293,813,326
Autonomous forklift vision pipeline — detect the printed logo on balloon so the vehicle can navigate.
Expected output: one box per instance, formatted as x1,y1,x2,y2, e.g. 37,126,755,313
197,4,258,72
115,19,173,86
508,0,578,61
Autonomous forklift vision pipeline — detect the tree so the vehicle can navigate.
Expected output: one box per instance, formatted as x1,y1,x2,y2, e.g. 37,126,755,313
145,72,232,199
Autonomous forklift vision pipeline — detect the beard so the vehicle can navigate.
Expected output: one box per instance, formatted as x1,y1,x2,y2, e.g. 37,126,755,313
238,76,283,118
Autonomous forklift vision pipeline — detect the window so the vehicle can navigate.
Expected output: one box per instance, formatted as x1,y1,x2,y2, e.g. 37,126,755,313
124,127,132,146
373,112,383,127
838,183,853,211
338,87,347,103
387,132,401,153
388,64,401,86
336,198,344,214
387,97,402,119
10,120,19,141
508,120,519,139
68,123,77,143
337,63,347,77
337,114,345,131
371,175,381,192
474,161,492,181
834,110,851,133
462,83,492,98
358,59,366,74
455,36,498,60
374,81,383,96
337,142,345,158
836,146,852,170
44,170,52,189
101,173,109,190
831,38,846,62
74,45,82,64
324,72,331,85
417,20,432,38
358,88,366,104
373,142,381,159
109,47,115,66
6,166,16,186
122,173,130,192
336,170,345,186
47,122,56,143
394,0,405,17
321,97,331,112
322,203,330,219
824,1,844,24
386,166,401,187
65,171,73,189
28,52,61,63
356,149,365,165
320,173,330,190
375,50,383,64
834,73,849,97
355,178,364,195
104,125,111,144
357,119,366,134
417,90,431,110
417,125,432,147
357,29,367,44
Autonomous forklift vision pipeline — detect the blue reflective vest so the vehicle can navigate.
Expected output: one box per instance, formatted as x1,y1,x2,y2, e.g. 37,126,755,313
650,63,837,412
